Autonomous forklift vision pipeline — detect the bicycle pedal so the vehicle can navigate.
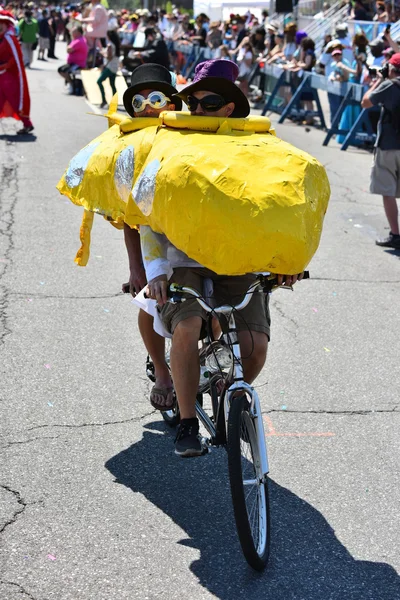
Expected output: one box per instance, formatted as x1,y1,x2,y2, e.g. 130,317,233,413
200,438,211,454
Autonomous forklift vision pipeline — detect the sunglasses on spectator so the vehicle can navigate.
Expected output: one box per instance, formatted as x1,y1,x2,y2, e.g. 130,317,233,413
186,94,227,112
131,91,171,113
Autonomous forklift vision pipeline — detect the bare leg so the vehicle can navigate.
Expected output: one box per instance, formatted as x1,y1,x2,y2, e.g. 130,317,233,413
60,71,72,84
383,196,399,235
238,330,268,384
138,309,172,407
170,316,202,419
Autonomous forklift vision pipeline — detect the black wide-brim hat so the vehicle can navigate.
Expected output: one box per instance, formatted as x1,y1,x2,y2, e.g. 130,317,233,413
174,59,250,118
123,63,182,117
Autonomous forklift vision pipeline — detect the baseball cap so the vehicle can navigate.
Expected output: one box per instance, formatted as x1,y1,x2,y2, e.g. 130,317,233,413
389,52,400,69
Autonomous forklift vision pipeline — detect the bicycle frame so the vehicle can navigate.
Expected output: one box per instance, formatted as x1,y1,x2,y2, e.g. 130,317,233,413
223,309,270,478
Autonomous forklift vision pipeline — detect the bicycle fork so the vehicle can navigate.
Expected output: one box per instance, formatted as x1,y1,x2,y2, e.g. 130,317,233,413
224,325,269,478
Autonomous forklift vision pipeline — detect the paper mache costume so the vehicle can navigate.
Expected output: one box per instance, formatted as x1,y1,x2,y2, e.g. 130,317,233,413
57,96,330,276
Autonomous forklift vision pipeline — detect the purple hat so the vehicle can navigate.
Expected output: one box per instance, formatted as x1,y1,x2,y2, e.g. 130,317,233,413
174,59,250,118
295,30,308,45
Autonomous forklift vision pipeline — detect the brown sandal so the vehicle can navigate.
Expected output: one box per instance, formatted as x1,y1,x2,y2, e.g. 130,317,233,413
150,386,176,411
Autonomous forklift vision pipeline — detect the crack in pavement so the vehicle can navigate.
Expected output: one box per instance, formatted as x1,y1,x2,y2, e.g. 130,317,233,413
25,408,157,433
271,298,299,338
10,291,124,300
264,407,399,415
1,434,62,450
310,277,400,284
0,161,18,351
0,580,39,600
0,484,27,535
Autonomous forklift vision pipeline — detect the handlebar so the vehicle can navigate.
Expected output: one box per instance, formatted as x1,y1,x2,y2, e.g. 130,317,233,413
124,271,310,314
167,272,309,315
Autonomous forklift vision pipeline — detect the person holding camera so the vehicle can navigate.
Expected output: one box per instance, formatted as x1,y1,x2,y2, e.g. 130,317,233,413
362,53,400,249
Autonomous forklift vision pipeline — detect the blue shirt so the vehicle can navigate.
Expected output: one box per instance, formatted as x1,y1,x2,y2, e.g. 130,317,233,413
38,17,50,38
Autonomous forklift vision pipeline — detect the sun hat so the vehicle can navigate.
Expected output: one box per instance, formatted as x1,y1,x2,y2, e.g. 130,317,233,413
331,49,343,56
266,22,278,33
174,59,250,118
123,64,182,117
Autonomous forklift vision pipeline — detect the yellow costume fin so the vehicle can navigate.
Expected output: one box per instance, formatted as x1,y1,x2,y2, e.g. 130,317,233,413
86,94,126,127
74,209,94,266
106,93,121,128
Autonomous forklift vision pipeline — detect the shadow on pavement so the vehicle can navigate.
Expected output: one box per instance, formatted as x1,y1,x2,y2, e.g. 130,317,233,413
0,134,37,143
105,421,400,600
384,249,400,259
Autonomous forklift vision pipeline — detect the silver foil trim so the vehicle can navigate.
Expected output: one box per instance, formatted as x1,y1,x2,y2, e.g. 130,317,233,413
114,146,134,203
65,141,100,189
132,159,160,217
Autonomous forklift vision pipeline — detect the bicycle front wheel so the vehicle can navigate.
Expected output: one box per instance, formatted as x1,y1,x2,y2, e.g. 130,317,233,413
227,395,270,571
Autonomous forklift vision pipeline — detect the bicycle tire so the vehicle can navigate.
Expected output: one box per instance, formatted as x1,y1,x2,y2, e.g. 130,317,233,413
227,395,270,571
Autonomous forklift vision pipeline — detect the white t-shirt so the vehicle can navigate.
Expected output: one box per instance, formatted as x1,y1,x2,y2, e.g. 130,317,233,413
237,48,253,76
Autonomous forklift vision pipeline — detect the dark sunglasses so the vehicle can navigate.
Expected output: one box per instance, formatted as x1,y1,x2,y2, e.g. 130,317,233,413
186,94,227,112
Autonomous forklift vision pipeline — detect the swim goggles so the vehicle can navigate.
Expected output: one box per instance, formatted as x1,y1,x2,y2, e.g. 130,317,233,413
186,94,227,112
131,91,171,113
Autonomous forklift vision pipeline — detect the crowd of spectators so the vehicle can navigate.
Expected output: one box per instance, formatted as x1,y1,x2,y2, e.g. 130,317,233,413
2,1,400,117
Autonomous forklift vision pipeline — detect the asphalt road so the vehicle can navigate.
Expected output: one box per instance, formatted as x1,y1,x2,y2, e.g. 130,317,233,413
1,50,399,600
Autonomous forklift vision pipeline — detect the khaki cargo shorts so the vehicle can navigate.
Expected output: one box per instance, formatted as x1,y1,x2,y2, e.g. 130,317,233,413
370,148,400,198
158,267,271,339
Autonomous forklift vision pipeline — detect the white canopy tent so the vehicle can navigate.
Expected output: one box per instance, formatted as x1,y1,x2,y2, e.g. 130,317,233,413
193,0,271,21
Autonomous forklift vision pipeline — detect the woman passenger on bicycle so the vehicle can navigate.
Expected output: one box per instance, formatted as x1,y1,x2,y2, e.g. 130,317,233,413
121,64,182,413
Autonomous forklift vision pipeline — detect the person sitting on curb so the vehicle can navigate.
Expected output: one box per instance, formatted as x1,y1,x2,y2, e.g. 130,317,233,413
58,26,88,95
122,64,182,411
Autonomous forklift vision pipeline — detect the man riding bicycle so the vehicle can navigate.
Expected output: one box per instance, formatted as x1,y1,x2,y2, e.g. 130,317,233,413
143,60,302,457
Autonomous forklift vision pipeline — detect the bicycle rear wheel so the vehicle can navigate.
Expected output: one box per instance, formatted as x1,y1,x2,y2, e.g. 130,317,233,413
227,395,270,571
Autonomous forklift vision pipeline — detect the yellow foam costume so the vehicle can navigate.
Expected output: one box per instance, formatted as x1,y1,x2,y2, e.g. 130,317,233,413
57,106,330,274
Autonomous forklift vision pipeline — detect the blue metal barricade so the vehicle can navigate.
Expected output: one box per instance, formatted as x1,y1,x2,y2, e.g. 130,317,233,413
279,72,326,128
319,77,376,149
179,44,213,79
260,66,377,151
340,106,379,151
261,65,297,116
